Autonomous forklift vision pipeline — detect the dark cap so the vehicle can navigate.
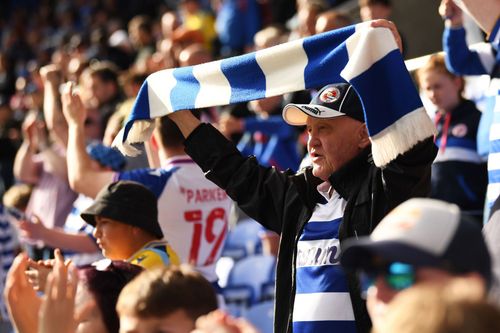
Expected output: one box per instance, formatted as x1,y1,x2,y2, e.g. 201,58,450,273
86,142,126,172
341,198,492,286
282,83,365,126
81,180,163,239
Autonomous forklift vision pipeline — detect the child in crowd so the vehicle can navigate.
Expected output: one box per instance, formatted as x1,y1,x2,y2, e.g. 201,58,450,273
417,53,487,223
80,180,180,269
117,265,218,333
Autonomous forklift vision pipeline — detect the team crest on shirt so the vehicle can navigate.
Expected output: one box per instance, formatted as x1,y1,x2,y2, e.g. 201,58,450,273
451,123,468,137
319,87,341,103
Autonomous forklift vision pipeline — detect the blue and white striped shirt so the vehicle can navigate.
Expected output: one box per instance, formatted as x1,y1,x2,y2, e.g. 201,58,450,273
293,183,356,333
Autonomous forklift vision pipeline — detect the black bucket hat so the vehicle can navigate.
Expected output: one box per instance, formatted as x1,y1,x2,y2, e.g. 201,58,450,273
81,180,164,239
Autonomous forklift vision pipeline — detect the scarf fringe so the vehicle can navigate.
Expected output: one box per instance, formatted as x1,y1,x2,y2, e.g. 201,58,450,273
370,107,436,167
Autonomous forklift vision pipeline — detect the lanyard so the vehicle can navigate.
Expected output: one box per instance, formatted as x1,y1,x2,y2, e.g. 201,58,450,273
434,112,452,152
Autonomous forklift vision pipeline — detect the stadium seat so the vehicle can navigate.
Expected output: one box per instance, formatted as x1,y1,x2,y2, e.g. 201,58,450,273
244,300,274,333
222,219,265,260
222,254,276,306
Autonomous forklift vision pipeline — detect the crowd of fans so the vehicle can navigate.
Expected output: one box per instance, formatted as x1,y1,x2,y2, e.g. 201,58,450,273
0,0,499,332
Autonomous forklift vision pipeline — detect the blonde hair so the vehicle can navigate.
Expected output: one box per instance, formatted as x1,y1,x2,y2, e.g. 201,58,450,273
2,184,33,210
416,53,464,94
374,279,500,333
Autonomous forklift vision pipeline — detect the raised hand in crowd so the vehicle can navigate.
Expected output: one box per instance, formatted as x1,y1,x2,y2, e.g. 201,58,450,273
39,249,80,333
439,0,463,27
369,19,403,53
24,254,72,292
16,214,48,245
61,82,87,128
4,253,41,333
21,110,48,153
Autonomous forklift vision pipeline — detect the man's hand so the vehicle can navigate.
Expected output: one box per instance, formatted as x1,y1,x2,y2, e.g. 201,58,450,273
370,19,403,54
168,109,202,138
25,258,53,291
40,64,62,87
25,251,73,292
39,249,79,333
4,253,41,333
17,215,48,246
219,114,244,138
21,111,47,149
439,0,463,28
61,82,87,127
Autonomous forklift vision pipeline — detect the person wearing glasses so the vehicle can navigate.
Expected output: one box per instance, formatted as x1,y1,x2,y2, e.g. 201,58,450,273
341,198,492,332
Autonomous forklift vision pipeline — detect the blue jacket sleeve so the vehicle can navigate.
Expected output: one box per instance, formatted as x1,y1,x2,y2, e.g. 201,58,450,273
443,27,493,75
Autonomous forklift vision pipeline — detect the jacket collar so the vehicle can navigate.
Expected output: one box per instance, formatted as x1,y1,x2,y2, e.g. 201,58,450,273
328,147,373,200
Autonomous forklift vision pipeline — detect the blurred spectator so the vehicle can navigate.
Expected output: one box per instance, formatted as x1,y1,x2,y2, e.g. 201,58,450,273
254,25,287,50
117,265,218,333
439,0,500,216
373,279,500,333
173,0,217,52
0,205,20,332
358,0,407,57
358,0,392,21
483,196,500,305
214,0,261,57
0,97,21,197
416,54,487,221
79,61,124,136
128,15,156,71
315,9,353,34
341,198,492,332
178,43,213,67
219,96,302,172
2,183,32,211
291,0,329,39
0,51,16,101
13,100,77,260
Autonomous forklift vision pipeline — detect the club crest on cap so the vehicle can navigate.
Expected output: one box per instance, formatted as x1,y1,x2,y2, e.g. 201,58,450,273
319,86,341,103
374,206,421,236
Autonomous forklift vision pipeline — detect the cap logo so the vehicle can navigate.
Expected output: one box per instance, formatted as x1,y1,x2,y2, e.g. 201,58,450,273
319,87,341,103
302,105,324,115
376,206,421,234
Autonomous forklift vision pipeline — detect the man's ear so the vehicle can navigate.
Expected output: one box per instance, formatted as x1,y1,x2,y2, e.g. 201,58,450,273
358,123,371,149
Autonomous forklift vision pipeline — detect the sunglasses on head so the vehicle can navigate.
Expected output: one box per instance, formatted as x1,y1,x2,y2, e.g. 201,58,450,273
360,262,416,293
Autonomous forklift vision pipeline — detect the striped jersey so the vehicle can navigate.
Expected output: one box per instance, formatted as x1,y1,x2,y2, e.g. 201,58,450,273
293,182,356,333
62,195,103,266
116,155,233,282
1,205,19,321
443,19,500,211
128,240,180,269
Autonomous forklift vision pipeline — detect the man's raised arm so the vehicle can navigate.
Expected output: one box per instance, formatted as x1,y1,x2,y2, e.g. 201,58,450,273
168,109,202,138
61,82,113,198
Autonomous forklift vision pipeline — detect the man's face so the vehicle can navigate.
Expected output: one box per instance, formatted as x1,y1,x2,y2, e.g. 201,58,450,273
119,309,195,333
306,116,367,181
92,216,136,260
359,4,391,21
84,75,116,106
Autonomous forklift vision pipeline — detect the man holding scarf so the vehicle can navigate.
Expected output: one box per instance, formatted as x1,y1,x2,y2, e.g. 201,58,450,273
116,19,437,333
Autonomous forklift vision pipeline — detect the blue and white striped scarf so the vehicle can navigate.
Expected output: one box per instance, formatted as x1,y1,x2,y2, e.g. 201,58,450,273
115,22,435,167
